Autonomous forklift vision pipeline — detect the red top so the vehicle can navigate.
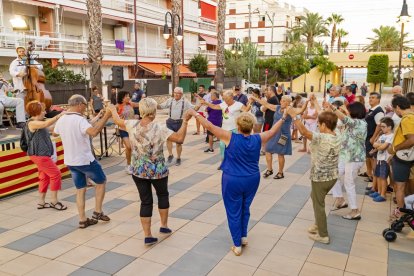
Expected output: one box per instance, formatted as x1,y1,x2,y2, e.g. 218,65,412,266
345,93,355,105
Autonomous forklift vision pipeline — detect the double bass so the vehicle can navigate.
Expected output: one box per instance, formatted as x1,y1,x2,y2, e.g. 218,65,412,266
22,41,53,113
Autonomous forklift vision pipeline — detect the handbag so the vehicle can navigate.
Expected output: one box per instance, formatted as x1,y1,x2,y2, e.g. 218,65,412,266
393,114,414,162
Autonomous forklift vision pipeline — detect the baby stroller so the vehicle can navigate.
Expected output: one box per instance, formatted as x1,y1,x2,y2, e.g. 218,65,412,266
383,206,414,242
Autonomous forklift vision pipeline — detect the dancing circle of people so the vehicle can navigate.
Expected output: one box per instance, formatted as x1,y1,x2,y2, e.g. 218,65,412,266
19,80,414,256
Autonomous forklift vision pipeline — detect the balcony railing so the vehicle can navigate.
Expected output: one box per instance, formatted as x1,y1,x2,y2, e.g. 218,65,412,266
184,49,216,61
0,30,172,59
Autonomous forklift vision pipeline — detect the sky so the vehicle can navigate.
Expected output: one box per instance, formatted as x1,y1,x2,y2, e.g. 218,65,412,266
282,0,414,46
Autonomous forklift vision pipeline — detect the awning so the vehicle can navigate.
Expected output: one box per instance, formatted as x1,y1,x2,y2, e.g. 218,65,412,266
63,59,134,66
207,64,216,75
200,34,217,46
138,63,196,77
12,0,55,9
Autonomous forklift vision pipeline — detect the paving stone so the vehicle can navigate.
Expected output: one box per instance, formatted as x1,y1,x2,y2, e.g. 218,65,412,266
170,208,204,220
388,249,414,267
182,200,216,211
160,267,197,276
69,268,110,276
83,251,136,274
388,264,414,276
286,154,311,174
261,213,295,227
327,214,358,229
63,189,95,203
185,138,206,147
314,236,353,254
197,193,222,202
169,181,194,191
191,237,232,259
207,226,232,242
179,173,214,183
103,199,133,210
103,165,124,175
0,228,7,234
5,234,51,252
171,251,221,275
36,224,77,240
199,154,221,164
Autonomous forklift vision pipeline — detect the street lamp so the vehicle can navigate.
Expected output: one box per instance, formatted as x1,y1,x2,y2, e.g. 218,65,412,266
163,11,183,90
397,0,410,87
231,38,242,55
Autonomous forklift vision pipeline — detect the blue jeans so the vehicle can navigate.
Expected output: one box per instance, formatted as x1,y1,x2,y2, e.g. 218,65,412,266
68,160,106,189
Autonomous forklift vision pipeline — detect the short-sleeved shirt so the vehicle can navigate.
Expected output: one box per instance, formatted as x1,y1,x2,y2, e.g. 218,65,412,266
233,93,248,106
393,113,414,147
340,117,367,162
345,94,355,105
126,120,173,179
220,101,244,131
377,133,394,161
310,132,341,182
92,95,104,111
264,96,279,125
54,113,95,166
207,99,223,126
118,103,135,120
160,97,194,120
131,89,145,114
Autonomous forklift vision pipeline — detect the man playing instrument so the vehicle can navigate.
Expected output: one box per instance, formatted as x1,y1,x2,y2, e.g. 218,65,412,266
9,46,43,100
0,75,26,129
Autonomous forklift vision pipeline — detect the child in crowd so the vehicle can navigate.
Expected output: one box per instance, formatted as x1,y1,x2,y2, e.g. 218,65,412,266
367,117,394,202
292,95,304,142
300,97,318,153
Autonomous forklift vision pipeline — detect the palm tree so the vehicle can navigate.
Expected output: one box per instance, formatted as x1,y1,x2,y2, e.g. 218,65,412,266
215,0,226,90
171,0,182,89
294,13,329,51
341,41,349,52
336,28,348,52
364,25,411,52
86,0,102,92
326,14,344,53
286,28,302,46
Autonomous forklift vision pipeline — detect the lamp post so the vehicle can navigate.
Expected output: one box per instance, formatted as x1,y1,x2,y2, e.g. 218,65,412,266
231,38,242,86
163,11,183,90
397,0,410,87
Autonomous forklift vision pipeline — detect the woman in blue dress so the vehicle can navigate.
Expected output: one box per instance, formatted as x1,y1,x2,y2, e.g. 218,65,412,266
252,95,298,179
188,109,287,256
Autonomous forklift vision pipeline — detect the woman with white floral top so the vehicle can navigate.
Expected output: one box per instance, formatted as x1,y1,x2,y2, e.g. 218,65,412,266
108,98,192,246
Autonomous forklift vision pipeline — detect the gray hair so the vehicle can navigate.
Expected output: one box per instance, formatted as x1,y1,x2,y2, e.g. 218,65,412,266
174,87,184,94
68,94,87,106
281,95,292,102
223,90,233,98
333,85,341,93
139,97,157,118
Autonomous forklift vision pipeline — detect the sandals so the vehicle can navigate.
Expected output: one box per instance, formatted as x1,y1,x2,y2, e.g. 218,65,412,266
358,172,369,177
331,202,348,211
50,202,67,211
231,246,242,256
37,203,50,209
263,170,273,178
92,211,111,222
79,218,98,229
342,213,361,220
273,172,284,179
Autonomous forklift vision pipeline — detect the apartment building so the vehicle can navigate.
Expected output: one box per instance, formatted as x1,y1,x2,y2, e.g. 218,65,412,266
225,0,307,56
0,0,217,82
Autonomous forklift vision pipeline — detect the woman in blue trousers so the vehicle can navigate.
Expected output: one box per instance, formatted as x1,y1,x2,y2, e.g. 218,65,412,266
188,109,288,256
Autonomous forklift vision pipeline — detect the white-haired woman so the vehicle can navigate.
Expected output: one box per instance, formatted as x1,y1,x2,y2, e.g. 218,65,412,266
188,109,287,256
252,95,302,179
109,98,192,246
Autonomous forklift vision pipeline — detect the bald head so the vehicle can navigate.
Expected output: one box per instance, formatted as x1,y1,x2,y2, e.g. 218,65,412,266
392,86,402,95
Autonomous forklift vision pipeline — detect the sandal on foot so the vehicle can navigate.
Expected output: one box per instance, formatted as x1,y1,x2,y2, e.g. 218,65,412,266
37,203,50,209
331,202,348,211
144,237,158,246
231,246,242,256
342,214,361,220
263,170,273,178
241,237,248,246
160,227,172,234
92,211,110,222
50,202,67,211
358,172,369,177
273,172,284,179
79,218,98,229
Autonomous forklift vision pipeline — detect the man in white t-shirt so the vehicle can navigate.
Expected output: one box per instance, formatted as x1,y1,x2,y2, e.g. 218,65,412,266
201,90,251,161
54,94,112,229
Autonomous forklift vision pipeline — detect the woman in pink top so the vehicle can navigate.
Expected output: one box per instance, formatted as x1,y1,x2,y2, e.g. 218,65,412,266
299,99,318,153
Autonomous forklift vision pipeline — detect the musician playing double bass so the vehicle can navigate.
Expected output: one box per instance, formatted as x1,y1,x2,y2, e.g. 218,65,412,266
9,46,43,100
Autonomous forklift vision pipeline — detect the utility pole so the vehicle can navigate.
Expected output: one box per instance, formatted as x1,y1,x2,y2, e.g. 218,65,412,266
265,12,275,56
133,0,138,77
248,3,251,81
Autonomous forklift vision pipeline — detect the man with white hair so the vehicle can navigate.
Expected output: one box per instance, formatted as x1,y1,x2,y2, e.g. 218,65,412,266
54,94,112,229
158,87,194,166
327,85,346,104
0,75,26,129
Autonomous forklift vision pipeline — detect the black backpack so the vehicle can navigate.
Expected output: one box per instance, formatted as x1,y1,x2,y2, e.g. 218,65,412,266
20,124,32,152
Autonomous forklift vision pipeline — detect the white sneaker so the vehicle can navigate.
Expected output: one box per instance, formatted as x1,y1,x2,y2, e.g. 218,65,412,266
125,165,133,175
307,224,318,234
308,233,330,244
241,237,248,246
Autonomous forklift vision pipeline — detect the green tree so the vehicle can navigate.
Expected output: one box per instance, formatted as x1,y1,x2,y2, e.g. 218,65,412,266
278,44,310,91
241,41,258,81
367,54,389,92
336,28,348,52
225,51,246,83
341,41,349,52
326,14,344,53
188,53,208,76
294,13,329,50
364,25,411,51
313,54,336,92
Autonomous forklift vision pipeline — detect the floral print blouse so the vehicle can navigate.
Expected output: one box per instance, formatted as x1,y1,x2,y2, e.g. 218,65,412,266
125,120,173,179
339,116,367,162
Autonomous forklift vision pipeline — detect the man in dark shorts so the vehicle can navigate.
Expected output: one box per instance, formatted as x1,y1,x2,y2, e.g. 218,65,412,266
388,96,414,213
158,87,193,166
261,86,279,155
131,82,145,117
365,92,384,182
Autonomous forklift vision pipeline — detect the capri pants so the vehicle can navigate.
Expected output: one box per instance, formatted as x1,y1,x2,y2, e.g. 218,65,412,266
132,175,169,217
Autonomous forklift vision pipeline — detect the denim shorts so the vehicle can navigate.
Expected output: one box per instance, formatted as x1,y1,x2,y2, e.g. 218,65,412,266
119,129,129,139
391,157,413,183
374,161,390,179
68,160,107,189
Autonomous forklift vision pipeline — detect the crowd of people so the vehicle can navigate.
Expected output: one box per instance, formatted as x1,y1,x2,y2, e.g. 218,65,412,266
6,73,414,257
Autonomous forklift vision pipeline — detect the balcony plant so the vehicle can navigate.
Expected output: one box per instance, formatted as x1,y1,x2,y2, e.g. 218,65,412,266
189,53,208,77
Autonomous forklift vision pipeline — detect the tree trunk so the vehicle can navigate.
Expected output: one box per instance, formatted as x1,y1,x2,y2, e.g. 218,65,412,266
323,74,327,98
215,0,226,91
330,25,336,53
337,36,341,53
290,77,293,93
319,73,323,92
171,0,182,90
86,0,103,93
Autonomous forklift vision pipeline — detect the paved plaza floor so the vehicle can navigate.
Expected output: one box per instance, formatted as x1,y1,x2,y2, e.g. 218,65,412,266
0,114,413,276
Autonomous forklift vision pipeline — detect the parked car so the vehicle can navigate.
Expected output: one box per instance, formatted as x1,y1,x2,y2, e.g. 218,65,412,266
242,79,261,93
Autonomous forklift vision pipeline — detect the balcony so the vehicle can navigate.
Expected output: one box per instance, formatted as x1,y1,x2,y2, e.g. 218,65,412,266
0,28,170,59
184,49,216,62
